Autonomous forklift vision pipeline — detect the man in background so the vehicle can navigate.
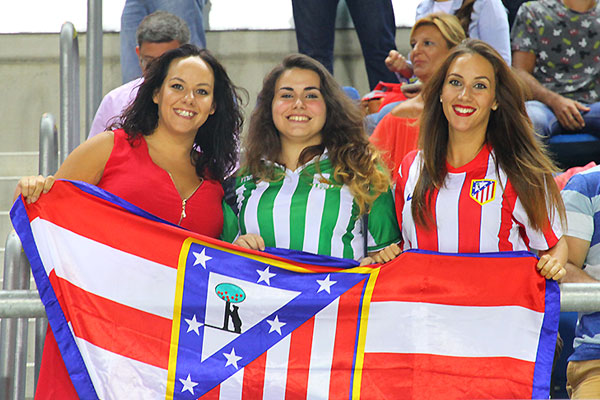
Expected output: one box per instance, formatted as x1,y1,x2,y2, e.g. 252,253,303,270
561,165,600,398
89,11,189,138
119,0,205,84
291,0,399,90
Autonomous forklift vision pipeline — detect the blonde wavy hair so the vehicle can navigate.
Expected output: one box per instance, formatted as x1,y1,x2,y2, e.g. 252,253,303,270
412,12,466,49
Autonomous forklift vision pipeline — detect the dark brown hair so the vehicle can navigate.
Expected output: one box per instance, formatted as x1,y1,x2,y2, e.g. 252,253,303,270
242,53,390,214
117,44,245,181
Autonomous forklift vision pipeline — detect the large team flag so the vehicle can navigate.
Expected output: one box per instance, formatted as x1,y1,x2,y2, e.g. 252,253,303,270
10,180,560,399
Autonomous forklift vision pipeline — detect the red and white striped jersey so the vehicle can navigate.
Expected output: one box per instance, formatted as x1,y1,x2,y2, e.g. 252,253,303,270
395,146,562,253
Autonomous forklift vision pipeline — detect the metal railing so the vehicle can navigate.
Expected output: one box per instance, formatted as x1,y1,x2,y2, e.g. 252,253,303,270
86,0,103,135
1,281,598,317
0,0,103,394
34,112,58,390
0,233,32,400
0,112,59,399
39,113,59,177
59,21,80,164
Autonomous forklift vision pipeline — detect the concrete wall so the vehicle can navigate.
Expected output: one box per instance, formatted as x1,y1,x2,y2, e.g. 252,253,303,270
0,28,411,151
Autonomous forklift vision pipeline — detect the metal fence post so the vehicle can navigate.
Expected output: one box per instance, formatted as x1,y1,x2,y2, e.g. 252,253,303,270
39,113,58,177
35,112,59,391
560,283,600,312
86,0,103,135
60,22,80,164
0,232,31,400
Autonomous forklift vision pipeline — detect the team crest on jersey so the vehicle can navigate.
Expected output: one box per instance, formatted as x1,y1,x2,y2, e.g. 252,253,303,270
470,179,496,205
312,174,337,190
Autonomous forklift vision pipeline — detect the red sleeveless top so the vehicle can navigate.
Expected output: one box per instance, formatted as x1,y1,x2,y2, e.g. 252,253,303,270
34,129,225,400
99,129,224,237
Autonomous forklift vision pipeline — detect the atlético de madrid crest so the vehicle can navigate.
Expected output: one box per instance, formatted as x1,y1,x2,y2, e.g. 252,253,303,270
470,179,496,205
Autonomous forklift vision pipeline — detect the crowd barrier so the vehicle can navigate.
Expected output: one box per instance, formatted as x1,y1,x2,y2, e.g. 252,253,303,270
86,0,103,135
59,21,80,164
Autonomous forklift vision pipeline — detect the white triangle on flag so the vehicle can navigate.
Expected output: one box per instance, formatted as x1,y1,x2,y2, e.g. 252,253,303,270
201,271,300,361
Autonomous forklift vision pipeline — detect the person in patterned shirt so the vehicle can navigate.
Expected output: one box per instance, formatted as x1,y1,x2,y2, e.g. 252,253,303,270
511,0,600,139
226,54,400,263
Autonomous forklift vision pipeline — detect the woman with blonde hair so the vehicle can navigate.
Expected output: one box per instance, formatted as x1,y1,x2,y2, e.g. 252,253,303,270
388,0,511,77
415,0,511,64
371,12,466,178
228,53,400,262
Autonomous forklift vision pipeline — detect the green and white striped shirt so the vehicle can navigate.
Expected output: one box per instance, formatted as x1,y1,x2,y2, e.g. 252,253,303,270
227,153,400,261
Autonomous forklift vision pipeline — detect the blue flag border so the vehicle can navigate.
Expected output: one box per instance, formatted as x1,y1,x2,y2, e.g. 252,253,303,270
9,180,365,399
9,180,560,399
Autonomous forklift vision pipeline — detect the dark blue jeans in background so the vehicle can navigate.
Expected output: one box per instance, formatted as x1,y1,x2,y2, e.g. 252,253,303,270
120,0,207,84
292,0,399,90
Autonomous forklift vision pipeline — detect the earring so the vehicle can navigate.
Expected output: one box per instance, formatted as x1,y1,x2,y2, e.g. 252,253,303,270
492,104,498,111
440,97,443,103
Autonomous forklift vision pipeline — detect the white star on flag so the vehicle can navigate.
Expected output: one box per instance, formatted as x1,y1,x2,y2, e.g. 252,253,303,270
193,248,212,269
184,314,203,335
266,315,286,335
223,348,242,369
257,266,276,285
179,374,198,394
317,274,337,294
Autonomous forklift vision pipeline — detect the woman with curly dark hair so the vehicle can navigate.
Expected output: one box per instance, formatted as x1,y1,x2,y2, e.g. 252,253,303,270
15,44,245,398
18,44,244,235
228,53,400,262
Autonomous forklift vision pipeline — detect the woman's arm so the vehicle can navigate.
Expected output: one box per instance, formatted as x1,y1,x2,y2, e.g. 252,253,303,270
14,131,115,203
537,236,567,280
561,235,599,283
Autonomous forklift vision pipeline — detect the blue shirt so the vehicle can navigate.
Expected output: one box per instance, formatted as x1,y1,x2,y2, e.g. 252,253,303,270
415,0,512,65
562,165,600,361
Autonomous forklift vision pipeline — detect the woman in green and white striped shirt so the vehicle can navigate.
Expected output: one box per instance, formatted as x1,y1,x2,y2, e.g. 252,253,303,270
225,54,400,262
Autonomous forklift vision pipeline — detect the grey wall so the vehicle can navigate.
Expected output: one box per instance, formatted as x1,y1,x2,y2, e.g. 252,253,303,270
0,28,411,152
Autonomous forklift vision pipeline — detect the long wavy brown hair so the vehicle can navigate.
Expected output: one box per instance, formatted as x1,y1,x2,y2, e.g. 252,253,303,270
241,53,390,215
413,39,565,231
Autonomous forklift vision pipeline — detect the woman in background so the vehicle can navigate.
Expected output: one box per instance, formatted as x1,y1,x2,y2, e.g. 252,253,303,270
371,13,465,178
387,0,511,80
